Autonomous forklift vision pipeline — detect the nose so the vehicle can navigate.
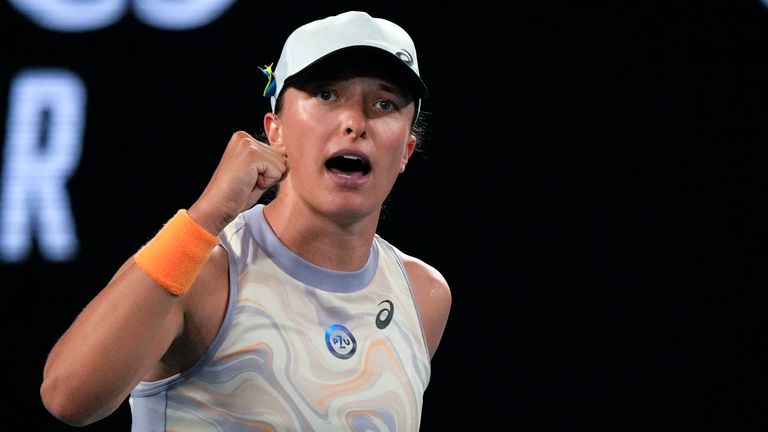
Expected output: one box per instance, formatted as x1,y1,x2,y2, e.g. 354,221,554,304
341,99,367,139
345,126,366,138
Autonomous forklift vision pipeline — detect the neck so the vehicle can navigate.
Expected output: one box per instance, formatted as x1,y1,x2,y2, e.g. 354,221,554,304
262,198,380,272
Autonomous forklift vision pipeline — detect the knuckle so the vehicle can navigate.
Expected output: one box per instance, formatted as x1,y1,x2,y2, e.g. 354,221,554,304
232,130,248,140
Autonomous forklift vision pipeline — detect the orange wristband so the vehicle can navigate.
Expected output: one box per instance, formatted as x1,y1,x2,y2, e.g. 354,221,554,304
134,209,219,296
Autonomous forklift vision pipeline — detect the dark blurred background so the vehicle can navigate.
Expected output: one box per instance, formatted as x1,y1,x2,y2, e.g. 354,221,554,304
2,0,766,430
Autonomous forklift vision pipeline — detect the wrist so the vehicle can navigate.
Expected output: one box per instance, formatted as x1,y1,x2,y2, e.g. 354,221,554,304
187,202,231,236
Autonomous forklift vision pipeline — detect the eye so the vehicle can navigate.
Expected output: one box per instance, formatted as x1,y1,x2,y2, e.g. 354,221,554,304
375,99,397,112
317,88,335,101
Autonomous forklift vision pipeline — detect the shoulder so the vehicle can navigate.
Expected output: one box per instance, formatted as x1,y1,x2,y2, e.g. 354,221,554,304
398,252,450,300
396,249,452,359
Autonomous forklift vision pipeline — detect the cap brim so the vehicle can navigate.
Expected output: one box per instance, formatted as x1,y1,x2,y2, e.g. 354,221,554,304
284,46,429,100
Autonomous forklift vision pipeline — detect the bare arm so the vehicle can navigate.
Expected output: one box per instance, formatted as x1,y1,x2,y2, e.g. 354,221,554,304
402,254,452,359
40,131,287,426
40,256,192,426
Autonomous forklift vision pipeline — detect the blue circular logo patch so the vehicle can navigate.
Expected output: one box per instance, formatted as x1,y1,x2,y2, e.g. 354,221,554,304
325,324,357,360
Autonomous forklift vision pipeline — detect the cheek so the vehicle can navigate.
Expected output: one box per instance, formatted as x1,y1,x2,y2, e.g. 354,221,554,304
381,127,412,162
376,117,410,143
281,117,321,159
282,129,324,176
378,145,409,181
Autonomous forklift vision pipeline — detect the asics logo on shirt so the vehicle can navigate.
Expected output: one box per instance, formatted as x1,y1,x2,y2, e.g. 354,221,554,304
376,300,394,329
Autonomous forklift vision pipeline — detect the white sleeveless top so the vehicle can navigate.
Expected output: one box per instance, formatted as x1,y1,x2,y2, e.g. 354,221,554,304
129,204,431,431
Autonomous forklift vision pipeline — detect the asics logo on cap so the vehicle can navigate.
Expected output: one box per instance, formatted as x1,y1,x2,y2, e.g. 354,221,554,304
396,49,414,67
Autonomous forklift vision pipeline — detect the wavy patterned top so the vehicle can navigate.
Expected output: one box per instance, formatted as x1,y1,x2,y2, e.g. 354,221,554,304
129,204,431,431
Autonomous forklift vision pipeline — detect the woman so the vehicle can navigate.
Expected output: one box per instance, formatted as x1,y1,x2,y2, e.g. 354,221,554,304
41,10,451,431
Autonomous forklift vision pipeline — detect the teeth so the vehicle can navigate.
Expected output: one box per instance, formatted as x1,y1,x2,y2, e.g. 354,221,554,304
326,154,370,174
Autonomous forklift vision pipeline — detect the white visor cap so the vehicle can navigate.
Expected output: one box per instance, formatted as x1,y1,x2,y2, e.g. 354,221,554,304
270,11,428,112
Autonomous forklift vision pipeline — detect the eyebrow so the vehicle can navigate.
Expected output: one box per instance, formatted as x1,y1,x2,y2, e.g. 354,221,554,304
377,81,405,96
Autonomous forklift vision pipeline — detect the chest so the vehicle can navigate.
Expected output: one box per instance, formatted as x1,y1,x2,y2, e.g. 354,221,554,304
222,262,423,371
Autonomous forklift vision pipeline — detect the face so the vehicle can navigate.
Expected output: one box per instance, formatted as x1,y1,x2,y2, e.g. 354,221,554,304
265,75,417,222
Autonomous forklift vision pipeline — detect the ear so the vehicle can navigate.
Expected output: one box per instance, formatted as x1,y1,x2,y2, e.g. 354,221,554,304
264,112,285,153
399,134,417,173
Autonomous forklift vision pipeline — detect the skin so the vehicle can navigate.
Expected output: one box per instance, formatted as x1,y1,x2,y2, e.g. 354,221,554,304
40,75,452,427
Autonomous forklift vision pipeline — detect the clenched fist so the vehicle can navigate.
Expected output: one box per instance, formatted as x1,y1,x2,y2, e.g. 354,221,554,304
188,131,288,234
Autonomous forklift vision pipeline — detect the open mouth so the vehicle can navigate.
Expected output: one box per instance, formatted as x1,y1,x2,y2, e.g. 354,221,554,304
325,154,371,175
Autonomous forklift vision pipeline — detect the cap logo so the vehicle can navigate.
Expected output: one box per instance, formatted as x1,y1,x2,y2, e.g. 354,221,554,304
395,49,414,67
